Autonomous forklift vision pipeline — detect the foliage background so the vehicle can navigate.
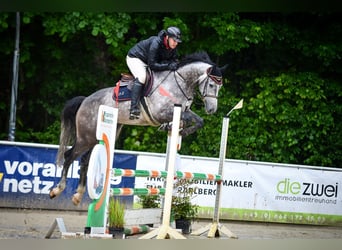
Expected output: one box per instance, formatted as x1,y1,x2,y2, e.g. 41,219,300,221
0,12,341,168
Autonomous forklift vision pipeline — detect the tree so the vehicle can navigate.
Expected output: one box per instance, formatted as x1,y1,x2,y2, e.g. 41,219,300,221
0,12,340,168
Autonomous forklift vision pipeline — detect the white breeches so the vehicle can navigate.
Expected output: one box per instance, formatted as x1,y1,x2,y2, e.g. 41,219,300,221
126,55,147,84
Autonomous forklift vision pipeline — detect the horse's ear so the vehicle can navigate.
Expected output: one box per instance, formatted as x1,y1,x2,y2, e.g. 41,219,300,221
219,64,229,74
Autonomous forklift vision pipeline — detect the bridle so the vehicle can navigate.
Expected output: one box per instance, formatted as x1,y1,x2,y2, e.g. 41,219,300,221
174,66,223,102
198,67,223,99
148,65,223,110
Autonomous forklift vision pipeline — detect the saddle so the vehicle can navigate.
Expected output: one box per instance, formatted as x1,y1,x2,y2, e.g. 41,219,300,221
112,69,153,104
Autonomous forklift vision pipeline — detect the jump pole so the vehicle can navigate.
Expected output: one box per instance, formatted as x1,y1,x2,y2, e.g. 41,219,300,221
112,168,221,181
139,104,186,239
191,99,243,239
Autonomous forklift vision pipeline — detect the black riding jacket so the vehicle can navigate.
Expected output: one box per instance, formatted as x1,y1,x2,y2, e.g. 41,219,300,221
127,30,178,71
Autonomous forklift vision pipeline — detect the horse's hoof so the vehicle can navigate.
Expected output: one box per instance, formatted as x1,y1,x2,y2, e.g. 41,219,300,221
72,193,82,206
49,188,60,199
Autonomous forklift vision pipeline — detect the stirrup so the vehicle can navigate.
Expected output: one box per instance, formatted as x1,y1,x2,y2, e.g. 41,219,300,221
129,110,140,120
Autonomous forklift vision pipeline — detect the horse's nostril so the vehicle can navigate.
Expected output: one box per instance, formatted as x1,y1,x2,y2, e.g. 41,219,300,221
207,108,216,115
205,103,217,114
206,108,214,114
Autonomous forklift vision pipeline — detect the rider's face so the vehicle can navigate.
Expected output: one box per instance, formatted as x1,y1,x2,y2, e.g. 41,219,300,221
167,36,178,49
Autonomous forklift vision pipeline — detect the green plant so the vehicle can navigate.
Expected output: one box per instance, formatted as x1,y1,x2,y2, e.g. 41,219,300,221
108,197,125,228
138,195,161,208
172,196,198,221
171,179,199,221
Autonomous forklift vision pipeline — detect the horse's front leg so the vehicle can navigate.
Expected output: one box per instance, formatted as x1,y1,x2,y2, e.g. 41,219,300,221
72,150,91,206
180,110,204,137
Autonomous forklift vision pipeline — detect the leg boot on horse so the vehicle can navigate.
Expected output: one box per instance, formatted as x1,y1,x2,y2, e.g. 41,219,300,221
129,79,144,120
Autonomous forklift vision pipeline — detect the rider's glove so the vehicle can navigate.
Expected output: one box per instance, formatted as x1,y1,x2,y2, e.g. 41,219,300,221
168,62,178,71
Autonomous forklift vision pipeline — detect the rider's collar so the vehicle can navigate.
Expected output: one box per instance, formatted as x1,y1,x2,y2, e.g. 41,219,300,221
164,36,171,50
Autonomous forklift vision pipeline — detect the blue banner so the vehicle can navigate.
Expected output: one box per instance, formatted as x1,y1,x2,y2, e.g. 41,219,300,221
0,144,137,210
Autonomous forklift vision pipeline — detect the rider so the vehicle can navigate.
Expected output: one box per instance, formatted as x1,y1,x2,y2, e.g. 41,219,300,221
126,26,182,119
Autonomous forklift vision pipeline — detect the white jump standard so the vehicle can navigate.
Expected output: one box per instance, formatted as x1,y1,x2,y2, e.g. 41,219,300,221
191,99,243,239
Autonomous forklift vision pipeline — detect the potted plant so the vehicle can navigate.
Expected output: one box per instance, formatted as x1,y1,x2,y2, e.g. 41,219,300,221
171,179,199,234
108,197,125,239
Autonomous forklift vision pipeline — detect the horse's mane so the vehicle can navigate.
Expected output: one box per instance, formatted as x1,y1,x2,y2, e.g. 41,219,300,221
178,51,214,67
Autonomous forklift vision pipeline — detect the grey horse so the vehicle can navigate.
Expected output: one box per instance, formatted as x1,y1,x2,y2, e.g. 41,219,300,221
50,51,227,205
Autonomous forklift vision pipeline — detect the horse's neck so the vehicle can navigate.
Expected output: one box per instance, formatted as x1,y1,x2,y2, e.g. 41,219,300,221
177,62,206,86
152,62,206,91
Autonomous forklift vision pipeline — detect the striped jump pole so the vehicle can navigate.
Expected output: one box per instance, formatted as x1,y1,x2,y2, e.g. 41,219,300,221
124,225,150,236
112,168,222,181
111,188,166,196
112,169,167,178
175,171,221,181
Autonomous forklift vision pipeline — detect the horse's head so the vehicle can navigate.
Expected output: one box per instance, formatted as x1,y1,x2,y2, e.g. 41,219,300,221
177,51,227,115
198,64,227,114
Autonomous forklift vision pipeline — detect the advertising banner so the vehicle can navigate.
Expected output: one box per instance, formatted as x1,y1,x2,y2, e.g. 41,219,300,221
0,143,137,210
1,142,341,226
135,154,342,226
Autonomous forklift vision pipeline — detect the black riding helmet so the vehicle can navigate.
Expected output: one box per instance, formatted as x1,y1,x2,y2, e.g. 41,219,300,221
166,26,182,43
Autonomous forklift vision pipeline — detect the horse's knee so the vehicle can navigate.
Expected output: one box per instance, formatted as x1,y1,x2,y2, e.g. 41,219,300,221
180,116,204,137
182,111,203,128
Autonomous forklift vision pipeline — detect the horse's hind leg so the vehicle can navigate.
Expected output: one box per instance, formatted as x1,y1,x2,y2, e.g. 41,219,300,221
72,149,91,205
49,146,78,199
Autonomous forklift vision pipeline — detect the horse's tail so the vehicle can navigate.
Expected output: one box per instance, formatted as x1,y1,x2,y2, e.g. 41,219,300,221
56,96,86,167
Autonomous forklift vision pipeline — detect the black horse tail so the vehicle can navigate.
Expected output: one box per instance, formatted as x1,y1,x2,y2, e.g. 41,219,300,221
56,96,86,167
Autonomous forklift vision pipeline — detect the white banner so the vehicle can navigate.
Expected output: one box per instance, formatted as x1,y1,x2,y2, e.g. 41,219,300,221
135,154,342,225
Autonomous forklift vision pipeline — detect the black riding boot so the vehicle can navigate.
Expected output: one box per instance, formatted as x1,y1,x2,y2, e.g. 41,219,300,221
129,79,144,119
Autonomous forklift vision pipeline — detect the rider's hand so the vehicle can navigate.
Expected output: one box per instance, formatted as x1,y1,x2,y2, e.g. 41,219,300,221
168,62,178,71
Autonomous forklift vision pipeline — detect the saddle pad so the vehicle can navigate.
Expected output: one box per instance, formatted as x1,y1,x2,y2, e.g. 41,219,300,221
112,79,153,104
113,81,131,103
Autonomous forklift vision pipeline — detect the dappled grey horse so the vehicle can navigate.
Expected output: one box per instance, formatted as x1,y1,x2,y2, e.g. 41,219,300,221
50,51,227,205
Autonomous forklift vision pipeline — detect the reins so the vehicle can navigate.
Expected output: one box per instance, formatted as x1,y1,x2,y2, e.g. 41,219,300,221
174,71,193,102
148,70,173,96
148,64,222,104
